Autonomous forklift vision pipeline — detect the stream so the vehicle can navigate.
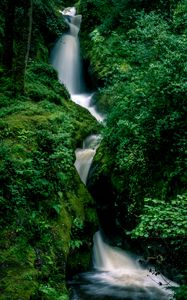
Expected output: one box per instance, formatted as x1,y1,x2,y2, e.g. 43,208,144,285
50,7,176,300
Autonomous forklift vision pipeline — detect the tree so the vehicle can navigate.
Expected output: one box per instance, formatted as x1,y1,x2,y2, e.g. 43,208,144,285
13,0,33,93
1,0,33,93
1,0,65,94
2,0,15,72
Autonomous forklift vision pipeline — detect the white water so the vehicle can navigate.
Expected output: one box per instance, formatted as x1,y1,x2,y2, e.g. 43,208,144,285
51,7,103,185
75,135,101,184
93,231,139,272
60,7,76,17
50,17,83,94
72,94,103,122
51,7,177,300
69,232,177,299
50,7,104,122
90,232,176,298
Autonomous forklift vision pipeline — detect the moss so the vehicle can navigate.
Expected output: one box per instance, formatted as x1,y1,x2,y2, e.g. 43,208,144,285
67,250,92,277
57,205,72,256
0,242,38,300
0,60,100,298
65,174,98,278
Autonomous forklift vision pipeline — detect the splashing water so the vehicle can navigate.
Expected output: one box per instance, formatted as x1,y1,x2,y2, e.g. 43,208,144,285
75,135,101,184
70,232,177,300
71,94,104,122
93,231,139,272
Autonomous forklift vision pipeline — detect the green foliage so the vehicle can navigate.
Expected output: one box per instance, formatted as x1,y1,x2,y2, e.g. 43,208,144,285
81,1,187,284
26,60,70,102
0,104,96,298
0,0,100,299
0,56,99,298
0,0,186,296
70,218,84,250
38,284,69,300
173,0,187,34
131,195,187,238
88,29,128,84
0,13,4,58
0,237,38,299
31,0,68,55
86,9,187,231
174,285,187,300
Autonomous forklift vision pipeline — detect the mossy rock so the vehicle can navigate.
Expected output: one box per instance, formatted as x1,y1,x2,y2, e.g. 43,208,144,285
0,60,100,298
0,242,38,300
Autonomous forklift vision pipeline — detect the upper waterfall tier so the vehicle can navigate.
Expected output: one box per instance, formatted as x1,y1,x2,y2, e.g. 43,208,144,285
60,7,82,37
68,15,82,37
50,10,83,95
50,8,104,121
61,7,76,16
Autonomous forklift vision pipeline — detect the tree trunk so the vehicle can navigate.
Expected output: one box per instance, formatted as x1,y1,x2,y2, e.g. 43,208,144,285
2,0,16,73
25,0,33,74
13,0,33,94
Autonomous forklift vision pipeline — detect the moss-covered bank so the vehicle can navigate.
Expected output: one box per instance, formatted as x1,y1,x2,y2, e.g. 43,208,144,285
0,61,99,299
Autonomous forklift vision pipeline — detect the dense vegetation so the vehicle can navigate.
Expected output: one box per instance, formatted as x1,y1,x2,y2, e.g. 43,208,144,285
77,0,187,297
0,1,98,299
0,0,186,299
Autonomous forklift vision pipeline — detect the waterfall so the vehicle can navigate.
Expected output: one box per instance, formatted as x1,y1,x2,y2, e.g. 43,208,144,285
51,7,103,184
50,7,104,121
93,231,138,271
51,7,177,300
70,232,177,300
71,94,103,122
75,135,100,184
50,13,83,94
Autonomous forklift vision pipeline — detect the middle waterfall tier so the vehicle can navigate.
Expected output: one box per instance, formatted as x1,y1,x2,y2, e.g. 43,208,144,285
74,135,101,185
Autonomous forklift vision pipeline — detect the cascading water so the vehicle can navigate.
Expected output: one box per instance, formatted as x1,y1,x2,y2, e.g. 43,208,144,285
92,231,139,272
50,7,103,121
70,232,176,300
50,13,83,94
51,7,177,300
75,135,101,185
